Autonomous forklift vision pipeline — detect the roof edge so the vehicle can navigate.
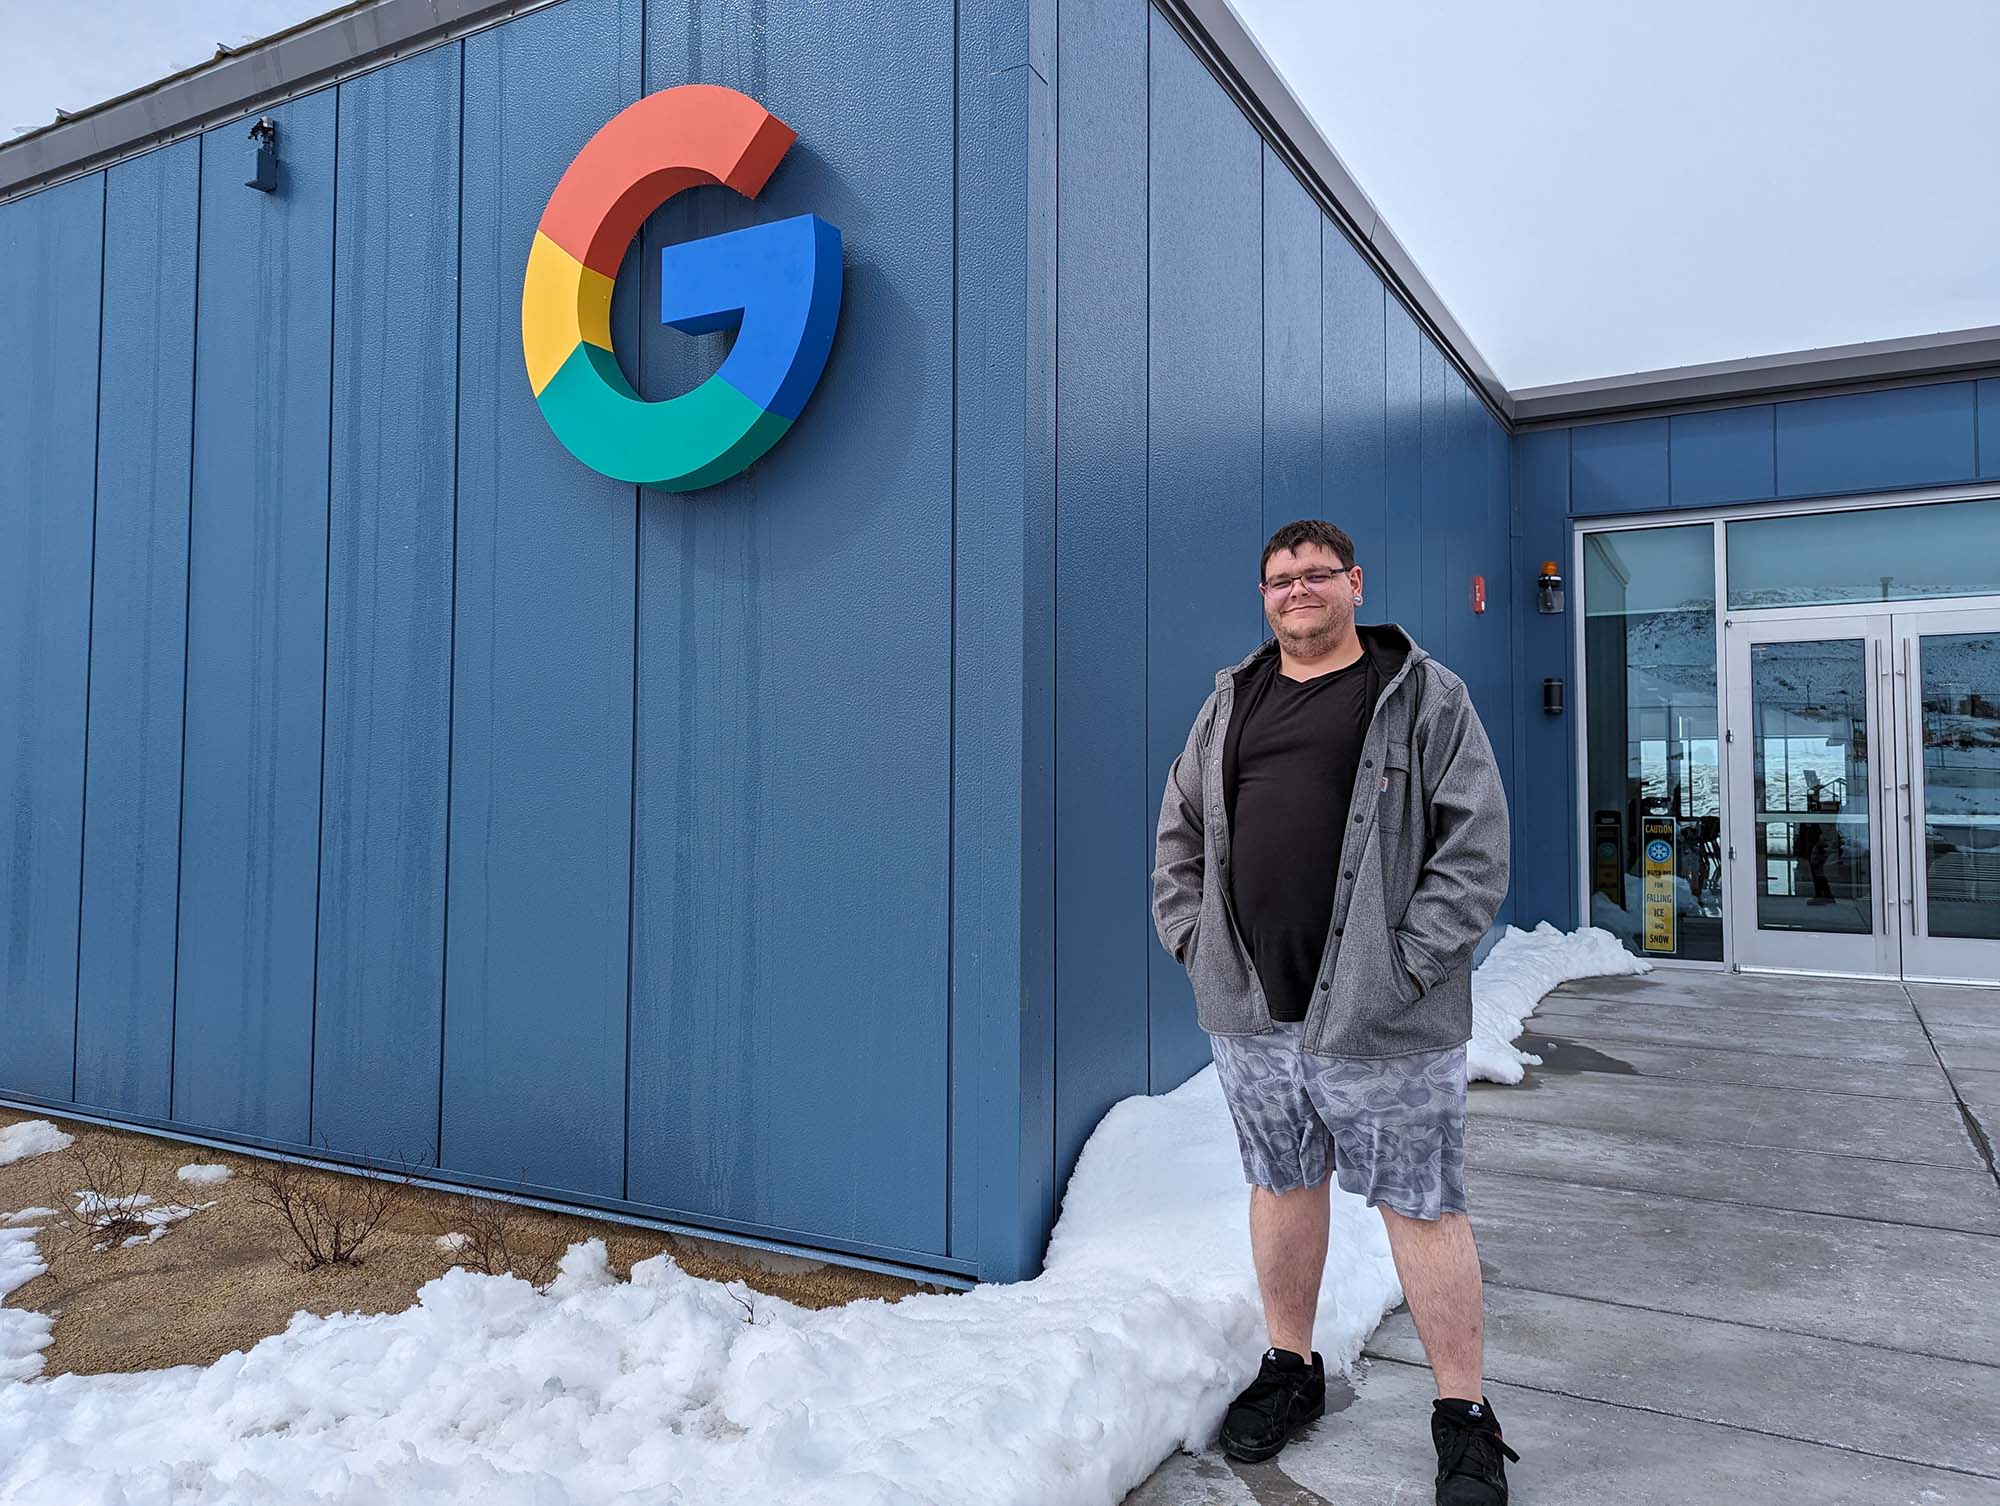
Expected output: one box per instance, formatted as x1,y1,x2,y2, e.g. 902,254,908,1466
1513,324,2000,427
1153,0,1513,425
0,0,559,201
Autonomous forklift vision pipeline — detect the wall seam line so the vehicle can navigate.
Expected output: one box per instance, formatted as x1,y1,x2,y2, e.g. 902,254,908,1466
307,85,343,1150
167,135,206,1125
1141,3,1153,1092
622,9,644,1207
1048,0,1061,1228
71,168,110,1105
945,0,960,1262
437,37,467,1174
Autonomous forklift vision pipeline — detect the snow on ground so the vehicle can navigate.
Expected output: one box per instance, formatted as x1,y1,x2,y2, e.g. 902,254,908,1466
177,1165,233,1186
67,1191,214,1252
0,1226,51,1384
0,1122,72,1168
0,925,1634,1506
1467,922,1651,1084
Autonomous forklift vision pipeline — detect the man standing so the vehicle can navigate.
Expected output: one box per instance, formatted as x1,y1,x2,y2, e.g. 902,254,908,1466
1152,520,1516,1504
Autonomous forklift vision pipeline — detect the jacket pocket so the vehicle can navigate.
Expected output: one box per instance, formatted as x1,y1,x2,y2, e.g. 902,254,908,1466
1378,747,1413,830
1388,928,1426,1004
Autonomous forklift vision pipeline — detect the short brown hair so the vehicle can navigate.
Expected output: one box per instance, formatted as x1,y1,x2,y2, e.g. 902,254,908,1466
1260,520,1356,581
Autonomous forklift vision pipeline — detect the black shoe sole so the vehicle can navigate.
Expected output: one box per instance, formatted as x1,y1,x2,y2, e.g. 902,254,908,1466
1220,1397,1326,1464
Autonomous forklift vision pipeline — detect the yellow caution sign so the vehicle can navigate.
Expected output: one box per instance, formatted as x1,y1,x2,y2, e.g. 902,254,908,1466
1642,816,1677,954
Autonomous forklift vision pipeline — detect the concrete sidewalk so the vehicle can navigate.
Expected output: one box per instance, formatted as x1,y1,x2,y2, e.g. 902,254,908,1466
1126,970,2000,1504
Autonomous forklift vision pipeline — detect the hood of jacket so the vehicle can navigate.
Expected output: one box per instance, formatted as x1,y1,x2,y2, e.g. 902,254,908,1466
1217,621,1426,693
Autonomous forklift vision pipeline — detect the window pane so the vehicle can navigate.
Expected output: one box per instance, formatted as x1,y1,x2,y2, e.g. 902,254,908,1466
1918,631,2000,941
1727,497,2000,609
1748,641,1874,935
1583,526,1722,960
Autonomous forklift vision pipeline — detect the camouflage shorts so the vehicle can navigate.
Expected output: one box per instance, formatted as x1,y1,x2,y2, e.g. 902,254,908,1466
1207,1021,1468,1219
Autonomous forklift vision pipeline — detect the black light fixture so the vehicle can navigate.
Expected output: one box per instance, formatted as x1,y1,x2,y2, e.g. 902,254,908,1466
1542,677,1565,716
246,115,278,193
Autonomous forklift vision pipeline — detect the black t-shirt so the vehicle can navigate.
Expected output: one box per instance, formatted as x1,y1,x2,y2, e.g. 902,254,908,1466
1224,654,1378,1022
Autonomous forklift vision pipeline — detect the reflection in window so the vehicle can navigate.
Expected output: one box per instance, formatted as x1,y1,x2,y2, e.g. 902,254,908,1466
1919,632,2000,941
1748,641,1873,935
1582,526,1723,961
1728,497,2000,609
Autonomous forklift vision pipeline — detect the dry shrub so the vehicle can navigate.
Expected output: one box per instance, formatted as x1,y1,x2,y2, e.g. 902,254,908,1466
242,1152,416,1272
424,1186,566,1289
35,1141,165,1256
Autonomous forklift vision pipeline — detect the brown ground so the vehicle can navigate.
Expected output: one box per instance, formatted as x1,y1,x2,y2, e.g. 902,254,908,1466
0,1105,937,1378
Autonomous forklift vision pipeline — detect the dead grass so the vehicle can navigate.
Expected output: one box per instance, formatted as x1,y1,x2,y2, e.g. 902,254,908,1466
0,1105,937,1379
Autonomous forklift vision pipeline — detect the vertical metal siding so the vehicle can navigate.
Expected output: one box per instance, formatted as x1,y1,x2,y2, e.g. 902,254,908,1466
1382,302,1423,634
446,0,641,1197
0,171,101,1100
1416,337,1451,654
1053,0,1151,1184
1322,221,1388,591
75,141,198,1118
312,44,460,1166
1668,406,1774,509
1510,428,1574,932
953,0,1059,1282
174,94,337,1141
1261,147,1323,550
1145,7,1262,1090
1773,382,1977,497
1569,416,1669,516
626,2,955,1255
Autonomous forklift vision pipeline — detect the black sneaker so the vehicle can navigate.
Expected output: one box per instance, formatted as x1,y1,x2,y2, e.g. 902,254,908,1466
1219,1348,1325,1462
1432,1397,1520,1505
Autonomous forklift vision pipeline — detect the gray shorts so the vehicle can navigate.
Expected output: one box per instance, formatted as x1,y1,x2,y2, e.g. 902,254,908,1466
1208,1021,1468,1219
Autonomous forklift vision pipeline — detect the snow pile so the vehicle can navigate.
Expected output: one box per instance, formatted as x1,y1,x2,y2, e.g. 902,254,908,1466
0,1225,52,1383
0,1122,71,1169
177,1165,233,1187
1466,923,1652,1084
435,1231,471,1253
0,926,1627,1505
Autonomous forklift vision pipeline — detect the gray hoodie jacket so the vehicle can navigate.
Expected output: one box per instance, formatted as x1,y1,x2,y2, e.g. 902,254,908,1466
1151,624,1509,1058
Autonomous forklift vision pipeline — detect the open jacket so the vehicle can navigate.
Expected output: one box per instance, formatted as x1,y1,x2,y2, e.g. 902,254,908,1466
1150,624,1509,1058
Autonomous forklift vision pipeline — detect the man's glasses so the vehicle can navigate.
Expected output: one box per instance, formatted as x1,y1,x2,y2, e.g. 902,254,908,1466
1259,566,1353,596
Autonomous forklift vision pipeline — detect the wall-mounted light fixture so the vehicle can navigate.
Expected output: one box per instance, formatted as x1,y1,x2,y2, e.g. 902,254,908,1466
246,116,278,193
1543,676,1565,716
1536,559,1564,614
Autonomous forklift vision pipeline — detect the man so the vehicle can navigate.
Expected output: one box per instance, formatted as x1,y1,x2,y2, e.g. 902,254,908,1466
1151,520,1516,1504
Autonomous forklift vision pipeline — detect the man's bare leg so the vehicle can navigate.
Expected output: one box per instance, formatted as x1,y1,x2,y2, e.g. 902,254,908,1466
1379,1207,1484,1400
1249,1178,1330,1357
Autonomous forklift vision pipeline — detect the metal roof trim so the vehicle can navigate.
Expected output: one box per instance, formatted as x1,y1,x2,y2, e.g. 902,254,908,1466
1153,0,1513,425
0,0,556,200
1512,324,2000,427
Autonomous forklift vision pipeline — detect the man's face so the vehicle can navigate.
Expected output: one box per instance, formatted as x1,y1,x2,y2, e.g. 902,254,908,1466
1259,542,1361,653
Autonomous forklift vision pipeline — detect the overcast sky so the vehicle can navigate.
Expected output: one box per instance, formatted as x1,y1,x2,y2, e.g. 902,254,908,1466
1229,0,2000,388
5,1,1995,390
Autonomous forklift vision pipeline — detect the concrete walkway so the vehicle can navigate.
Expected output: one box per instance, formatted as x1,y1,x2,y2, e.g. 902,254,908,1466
1127,970,2000,1504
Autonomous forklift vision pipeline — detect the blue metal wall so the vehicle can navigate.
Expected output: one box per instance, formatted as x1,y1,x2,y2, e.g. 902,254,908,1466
1051,4,1518,1181
1512,377,2000,938
0,0,1049,1280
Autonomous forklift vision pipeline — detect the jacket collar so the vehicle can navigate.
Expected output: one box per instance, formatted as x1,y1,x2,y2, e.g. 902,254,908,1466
1218,621,1425,692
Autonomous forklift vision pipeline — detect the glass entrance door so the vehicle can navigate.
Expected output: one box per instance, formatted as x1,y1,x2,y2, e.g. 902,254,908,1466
1897,607,2000,981
1723,605,2000,980
1724,616,1892,974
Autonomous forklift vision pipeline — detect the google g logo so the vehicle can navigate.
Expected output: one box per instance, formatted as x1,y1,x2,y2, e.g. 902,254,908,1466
521,85,842,490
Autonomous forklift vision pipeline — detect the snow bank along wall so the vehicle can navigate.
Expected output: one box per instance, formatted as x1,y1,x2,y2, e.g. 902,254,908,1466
0,0,1534,1282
